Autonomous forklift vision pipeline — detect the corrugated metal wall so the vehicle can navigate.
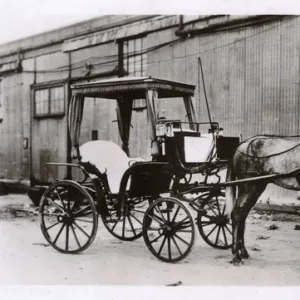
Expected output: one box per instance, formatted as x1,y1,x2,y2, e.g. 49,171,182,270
146,16,300,200
147,17,300,138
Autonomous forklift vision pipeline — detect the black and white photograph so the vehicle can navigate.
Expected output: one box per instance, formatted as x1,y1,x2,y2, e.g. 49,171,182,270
1,1,300,298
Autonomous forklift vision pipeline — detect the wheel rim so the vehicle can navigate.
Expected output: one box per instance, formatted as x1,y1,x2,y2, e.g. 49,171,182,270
40,181,98,254
197,192,232,250
101,196,150,241
143,197,195,263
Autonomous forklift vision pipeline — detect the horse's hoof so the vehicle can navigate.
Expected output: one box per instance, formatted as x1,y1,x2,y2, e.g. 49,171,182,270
240,250,250,259
229,259,244,266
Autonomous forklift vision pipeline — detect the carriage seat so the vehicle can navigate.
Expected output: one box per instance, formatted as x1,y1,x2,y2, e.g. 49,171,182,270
80,140,145,193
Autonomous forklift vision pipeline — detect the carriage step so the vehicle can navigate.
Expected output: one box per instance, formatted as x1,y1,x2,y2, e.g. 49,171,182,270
104,218,123,223
160,209,173,213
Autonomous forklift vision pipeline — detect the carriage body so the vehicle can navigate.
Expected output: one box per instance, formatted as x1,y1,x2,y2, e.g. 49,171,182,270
39,76,240,262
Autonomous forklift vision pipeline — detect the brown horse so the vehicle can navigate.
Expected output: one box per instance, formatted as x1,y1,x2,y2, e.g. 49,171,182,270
225,134,300,265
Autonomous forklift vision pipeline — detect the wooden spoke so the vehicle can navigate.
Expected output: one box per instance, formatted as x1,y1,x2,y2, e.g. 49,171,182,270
171,236,182,256
71,224,81,249
128,212,143,225
171,205,181,223
74,205,92,217
224,224,233,235
215,225,221,245
45,197,65,214
127,215,137,236
73,221,90,238
173,233,190,247
146,212,164,225
150,233,164,244
65,225,69,251
206,225,218,239
45,221,61,231
53,223,66,245
122,214,126,238
55,187,66,211
157,235,167,256
221,225,228,247
74,218,94,223
155,205,167,223
167,236,172,260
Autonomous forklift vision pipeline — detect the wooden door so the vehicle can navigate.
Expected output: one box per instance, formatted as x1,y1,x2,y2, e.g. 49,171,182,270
31,83,68,184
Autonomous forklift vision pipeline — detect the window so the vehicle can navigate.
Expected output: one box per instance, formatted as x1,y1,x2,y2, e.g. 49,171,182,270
123,37,147,112
34,85,65,117
123,37,147,77
0,79,3,122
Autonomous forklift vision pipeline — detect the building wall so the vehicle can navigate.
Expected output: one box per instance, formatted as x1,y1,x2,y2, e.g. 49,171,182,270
146,16,300,200
0,61,33,182
0,15,299,201
147,16,300,139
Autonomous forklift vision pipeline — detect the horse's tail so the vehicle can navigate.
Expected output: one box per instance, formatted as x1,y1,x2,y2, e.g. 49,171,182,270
225,162,236,217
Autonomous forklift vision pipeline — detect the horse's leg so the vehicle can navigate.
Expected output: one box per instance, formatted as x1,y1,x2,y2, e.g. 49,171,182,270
239,220,250,259
231,182,266,265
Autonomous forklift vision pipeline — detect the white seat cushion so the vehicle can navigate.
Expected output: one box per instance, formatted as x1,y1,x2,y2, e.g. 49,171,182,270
184,134,215,163
80,141,134,193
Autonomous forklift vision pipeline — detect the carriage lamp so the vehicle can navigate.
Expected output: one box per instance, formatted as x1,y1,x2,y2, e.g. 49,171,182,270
23,138,28,149
165,122,174,137
156,123,166,137
218,128,224,136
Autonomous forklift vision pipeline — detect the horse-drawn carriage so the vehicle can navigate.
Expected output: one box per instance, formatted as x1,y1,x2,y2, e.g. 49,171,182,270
39,76,300,264
39,76,240,262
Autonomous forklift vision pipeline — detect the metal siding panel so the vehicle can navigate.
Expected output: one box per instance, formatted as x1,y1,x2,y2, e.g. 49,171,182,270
36,51,69,83
215,32,229,133
228,31,245,137
71,43,118,78
127,40,135,76
279,18,300,135
147,62,160,78
129,111,138,157
80,97,110,144
185,37,199,119
198,33,216,124
108,100,121,146
261,22,281,135
243,26,263,139
147,29,173,76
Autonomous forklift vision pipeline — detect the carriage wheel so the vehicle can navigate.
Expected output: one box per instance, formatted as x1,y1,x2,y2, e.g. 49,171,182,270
39,180,98,254
101,196,150,241
143,197,195,263
197,191,232,250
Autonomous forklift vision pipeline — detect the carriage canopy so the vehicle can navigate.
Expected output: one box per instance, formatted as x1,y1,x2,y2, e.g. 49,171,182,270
68,76,196,158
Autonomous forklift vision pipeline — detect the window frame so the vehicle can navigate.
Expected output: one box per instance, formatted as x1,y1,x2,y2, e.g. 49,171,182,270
122,35,147,77
32,82,66,119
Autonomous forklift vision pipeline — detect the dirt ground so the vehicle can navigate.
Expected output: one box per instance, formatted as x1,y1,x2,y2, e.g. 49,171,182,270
1,194,300,286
